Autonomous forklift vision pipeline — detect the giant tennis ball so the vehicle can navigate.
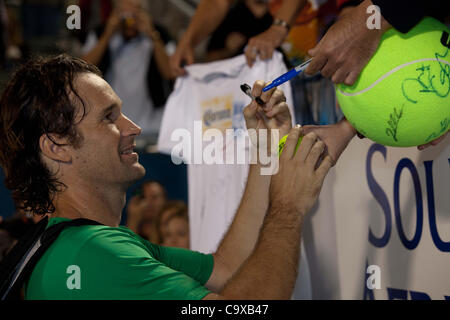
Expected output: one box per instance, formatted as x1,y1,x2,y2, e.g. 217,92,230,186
336,17,450,147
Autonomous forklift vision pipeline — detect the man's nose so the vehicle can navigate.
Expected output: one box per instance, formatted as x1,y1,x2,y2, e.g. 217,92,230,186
120,115,142,136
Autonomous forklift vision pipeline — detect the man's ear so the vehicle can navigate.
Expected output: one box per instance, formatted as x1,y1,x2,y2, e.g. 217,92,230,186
39,134,72,163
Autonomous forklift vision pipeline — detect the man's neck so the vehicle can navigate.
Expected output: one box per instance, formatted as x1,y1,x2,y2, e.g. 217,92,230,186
53,182,126,227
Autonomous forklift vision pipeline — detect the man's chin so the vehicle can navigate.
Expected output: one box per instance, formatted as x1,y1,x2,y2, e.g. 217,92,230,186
132,162,146,180
122,162,146,188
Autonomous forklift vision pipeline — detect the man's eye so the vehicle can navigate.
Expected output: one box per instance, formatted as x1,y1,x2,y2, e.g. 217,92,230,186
105,113,115,122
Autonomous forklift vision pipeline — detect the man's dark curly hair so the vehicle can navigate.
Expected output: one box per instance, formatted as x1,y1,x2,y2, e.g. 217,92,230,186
0,54,102,215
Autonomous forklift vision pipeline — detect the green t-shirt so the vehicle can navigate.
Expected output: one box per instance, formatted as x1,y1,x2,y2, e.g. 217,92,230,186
25,217,214,300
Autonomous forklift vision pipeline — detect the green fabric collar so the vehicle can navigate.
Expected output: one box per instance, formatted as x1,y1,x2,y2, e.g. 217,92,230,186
46,217,72,229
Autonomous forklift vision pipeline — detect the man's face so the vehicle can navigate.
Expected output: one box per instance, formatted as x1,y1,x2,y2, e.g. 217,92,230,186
67,72,145,188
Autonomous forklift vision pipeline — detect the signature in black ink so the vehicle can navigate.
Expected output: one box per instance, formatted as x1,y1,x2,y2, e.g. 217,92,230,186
425,118,449,142
401,49,450,103
386,105,404,142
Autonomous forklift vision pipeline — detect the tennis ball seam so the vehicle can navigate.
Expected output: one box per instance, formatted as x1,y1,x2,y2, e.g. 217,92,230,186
337,58,450,97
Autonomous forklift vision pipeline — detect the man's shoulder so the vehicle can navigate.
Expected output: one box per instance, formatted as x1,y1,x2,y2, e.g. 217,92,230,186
37,219,151,264
55,222,147,253
25,222,152,299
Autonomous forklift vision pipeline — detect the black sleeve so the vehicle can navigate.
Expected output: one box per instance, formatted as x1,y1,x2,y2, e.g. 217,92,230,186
372,0,450,33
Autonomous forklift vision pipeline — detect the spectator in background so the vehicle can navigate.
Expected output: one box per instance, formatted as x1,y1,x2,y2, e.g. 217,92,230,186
141,180,167,219
206,0,273,62
161,209,190,249
126,180,167,242
81,0,174,137
154,201,190,249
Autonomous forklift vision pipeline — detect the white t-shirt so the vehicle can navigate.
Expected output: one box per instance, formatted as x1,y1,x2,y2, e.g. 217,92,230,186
158,52,312,299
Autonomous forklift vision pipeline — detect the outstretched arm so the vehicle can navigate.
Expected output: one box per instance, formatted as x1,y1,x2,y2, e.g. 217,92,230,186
170,0,232,76
138,11,174,80
204,81,293,292
205,127,333,299
301,116,446,158
245,0,307,66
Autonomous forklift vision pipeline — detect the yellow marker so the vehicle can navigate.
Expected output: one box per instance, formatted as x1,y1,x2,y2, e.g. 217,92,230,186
278,134,302,156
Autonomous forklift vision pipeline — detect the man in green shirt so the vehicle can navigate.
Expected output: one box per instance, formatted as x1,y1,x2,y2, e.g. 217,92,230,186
0,54,333,299
25,217,213,299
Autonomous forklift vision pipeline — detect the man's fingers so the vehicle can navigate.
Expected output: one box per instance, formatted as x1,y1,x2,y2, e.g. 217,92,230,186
331,67,349,84
308,46,318,57
243,101,258,120
299,125,319,136
305,140,326,170
320,60,338,79
295,132,318,163
281,125,302,161
259,85,277,106
243,102,259,129
251,80,276,107
265,89,285,111
315,154,333,180
244,80,268,130
344,70,360,86
305,54,326,75
265,101,289,119
251,80,266,98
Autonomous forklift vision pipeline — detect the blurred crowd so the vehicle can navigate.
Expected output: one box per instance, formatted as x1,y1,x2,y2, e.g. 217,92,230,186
125,180,190,249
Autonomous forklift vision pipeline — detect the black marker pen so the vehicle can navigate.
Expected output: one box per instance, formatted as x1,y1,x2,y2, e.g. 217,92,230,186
240,83,265,106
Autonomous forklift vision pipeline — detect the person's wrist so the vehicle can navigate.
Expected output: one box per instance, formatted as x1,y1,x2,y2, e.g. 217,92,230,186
268,202,305,225
272,18,290,33
270,24,289,43
339,117,357,138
